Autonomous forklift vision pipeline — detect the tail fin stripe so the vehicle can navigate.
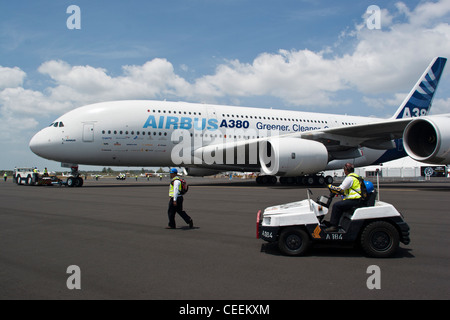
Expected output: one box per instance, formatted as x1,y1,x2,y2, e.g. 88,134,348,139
422,77,436,92
418,83,434,96
427,70,436,81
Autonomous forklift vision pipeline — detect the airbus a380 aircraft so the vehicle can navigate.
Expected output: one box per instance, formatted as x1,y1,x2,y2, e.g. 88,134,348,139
30,57,450,187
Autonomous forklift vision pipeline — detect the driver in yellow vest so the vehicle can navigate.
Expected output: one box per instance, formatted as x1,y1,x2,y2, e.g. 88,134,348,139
324,163,362,232
167,168,193,229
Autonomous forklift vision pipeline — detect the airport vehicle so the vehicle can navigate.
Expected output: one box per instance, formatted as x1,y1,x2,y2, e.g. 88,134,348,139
29,57,449,187
256,187,410,258
13,167,62,186
116,173,126,180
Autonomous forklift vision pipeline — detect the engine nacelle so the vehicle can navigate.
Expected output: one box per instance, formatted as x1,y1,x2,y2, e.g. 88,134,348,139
185,167,223,177
259,138,328,176
403,116,450,164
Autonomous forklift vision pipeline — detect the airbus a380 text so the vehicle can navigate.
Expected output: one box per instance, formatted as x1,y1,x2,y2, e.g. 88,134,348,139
30,57,450,187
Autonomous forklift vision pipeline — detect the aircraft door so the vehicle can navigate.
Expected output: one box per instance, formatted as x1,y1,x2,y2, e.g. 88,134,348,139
82,123,94,142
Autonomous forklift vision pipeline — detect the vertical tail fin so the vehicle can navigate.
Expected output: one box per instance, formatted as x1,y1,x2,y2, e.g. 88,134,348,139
392,57,447,119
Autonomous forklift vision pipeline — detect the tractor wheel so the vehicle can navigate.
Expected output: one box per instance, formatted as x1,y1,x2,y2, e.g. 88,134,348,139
278,227,311,256
360,221,399,258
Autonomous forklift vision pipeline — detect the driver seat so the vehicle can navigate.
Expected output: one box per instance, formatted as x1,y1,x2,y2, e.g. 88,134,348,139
339,191,377,227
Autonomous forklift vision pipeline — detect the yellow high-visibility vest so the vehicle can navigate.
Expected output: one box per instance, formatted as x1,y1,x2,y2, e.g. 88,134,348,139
344,173,362,200
169,177,181,197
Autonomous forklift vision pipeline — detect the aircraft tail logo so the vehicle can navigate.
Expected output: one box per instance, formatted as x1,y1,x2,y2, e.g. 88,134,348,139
393,57,447,119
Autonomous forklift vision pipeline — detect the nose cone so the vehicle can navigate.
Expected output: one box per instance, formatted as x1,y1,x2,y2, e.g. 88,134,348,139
29,129,54,159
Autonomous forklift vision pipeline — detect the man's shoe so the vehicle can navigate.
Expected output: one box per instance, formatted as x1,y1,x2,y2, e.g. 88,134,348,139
189,219,194,229
324,226,338,232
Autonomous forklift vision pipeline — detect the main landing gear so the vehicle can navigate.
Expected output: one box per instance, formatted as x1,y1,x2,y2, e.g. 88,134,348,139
256,174,333,186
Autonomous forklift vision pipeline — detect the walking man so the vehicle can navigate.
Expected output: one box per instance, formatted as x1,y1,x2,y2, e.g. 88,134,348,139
167,168,193,229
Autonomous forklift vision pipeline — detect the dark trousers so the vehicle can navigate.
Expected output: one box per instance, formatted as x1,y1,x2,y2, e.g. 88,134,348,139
167,196,191,228
330,199,361,226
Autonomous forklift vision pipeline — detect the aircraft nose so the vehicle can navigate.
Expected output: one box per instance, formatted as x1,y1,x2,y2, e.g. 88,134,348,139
29,129,53,158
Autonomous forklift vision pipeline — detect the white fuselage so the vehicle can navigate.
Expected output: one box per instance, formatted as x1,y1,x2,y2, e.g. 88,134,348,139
29,100,390,172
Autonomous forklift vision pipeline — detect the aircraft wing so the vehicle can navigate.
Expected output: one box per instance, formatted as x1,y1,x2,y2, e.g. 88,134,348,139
192,117,412,166
299,118,412,152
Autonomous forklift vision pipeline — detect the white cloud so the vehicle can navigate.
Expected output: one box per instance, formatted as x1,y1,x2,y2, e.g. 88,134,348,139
0,87,72,115
188,1,450,107
430,98,450,115
214,1,450,102
407,0,450,26
36,58,192,105
0,66,26,89
193,49,348,106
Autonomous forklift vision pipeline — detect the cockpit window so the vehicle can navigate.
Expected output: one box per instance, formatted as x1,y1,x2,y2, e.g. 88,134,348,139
53,123,58,127
59,122,64,127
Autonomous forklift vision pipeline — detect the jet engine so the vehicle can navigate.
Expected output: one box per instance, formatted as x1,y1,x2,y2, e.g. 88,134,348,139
185,167,223,177
403,116,450,164
259,138,328,176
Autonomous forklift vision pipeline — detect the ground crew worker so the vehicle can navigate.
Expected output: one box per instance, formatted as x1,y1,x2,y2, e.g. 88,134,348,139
324,163,362,232
43,167,48,176
3,172,7,182
166,168,193,229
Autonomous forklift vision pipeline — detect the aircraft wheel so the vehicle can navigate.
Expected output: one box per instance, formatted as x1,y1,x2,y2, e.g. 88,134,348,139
317,176,325,185
305,176,315,186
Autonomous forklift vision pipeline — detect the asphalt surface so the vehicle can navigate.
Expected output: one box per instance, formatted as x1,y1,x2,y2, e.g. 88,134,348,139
0,176,449,300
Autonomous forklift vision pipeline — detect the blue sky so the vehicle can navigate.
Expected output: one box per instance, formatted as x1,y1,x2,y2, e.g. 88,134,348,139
1,0,450,171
